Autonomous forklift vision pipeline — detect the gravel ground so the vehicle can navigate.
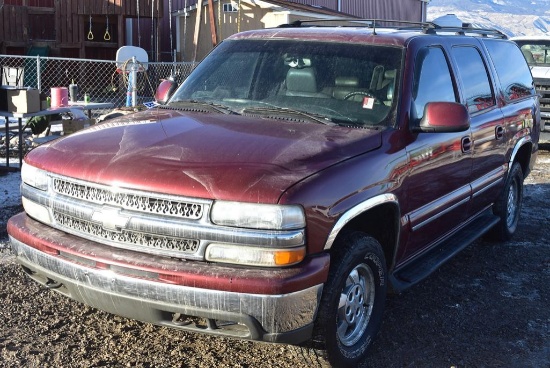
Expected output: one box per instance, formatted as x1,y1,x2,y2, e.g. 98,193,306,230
1,147,549,368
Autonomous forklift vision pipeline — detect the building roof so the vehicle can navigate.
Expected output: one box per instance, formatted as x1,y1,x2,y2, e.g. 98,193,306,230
257,0,358,18
180,0,358,18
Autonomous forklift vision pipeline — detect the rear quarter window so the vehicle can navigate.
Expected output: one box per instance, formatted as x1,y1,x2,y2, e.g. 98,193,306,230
482,39,535,101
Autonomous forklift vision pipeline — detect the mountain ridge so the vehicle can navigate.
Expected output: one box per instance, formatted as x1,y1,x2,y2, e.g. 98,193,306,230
427,0,550,36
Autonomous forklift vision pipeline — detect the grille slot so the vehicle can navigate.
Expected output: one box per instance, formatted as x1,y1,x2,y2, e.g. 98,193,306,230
534,78,550,130
53,211,200,255
53,178,204,219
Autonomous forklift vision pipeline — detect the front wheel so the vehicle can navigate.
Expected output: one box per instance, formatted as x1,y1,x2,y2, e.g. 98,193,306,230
313,232,387,367
489,162,524,241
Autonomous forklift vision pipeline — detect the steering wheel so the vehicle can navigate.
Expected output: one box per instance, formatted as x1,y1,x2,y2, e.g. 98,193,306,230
343,91,378,101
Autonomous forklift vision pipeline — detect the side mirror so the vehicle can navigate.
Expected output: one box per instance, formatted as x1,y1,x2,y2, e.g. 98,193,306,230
154,77,177,105
413,102,470,133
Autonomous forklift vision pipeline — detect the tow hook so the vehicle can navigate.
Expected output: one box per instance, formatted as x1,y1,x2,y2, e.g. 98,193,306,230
45,278,62,289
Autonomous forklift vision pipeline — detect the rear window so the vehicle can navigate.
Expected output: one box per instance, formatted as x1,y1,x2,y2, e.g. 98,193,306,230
514,39,550,65
483,39,535,101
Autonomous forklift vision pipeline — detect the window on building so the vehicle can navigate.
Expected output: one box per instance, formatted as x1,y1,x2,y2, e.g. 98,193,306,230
4,0,54,6
28,0,55,6
29,14,56,40
223,3,238,12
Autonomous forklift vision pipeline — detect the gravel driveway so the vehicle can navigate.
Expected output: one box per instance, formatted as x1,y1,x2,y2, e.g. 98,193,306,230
1,147,549,367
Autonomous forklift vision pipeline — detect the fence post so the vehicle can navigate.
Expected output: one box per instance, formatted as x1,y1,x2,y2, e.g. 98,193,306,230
36,55,42,91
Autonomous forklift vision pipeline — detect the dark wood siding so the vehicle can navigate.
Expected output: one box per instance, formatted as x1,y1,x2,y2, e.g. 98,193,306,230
1,5,28,45
1,0,423,61
0,0,163,59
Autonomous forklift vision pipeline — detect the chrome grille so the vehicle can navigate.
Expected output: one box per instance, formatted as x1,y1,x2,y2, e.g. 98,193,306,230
535,78,550,129
53,211,200,254
53,178,204,219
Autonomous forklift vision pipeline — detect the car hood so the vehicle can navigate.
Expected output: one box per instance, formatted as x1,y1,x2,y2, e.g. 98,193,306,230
26,109,382,203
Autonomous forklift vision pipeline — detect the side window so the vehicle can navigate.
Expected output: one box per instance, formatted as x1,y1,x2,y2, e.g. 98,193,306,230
452,46,495,114
483,39,535,101
412,47,456,120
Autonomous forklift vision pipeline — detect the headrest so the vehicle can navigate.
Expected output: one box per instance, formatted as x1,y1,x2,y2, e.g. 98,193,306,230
286,67,317,93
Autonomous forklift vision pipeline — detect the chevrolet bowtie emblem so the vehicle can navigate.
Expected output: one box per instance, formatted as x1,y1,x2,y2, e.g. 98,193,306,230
91,206,130,232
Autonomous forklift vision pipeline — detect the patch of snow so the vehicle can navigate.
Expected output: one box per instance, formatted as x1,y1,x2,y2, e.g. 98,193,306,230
1,161,22,208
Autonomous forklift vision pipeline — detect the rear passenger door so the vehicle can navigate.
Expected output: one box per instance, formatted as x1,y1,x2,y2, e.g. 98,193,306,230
450,42,506,215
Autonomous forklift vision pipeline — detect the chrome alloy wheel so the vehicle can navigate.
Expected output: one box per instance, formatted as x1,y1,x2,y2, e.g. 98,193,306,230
337,263,376,347
506,177,519,228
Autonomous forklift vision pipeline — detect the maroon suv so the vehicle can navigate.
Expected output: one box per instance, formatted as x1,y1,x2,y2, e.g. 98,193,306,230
8,21,540,366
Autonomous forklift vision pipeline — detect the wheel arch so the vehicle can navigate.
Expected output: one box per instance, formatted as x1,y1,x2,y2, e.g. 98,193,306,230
509,136,533,178
323,194,400,270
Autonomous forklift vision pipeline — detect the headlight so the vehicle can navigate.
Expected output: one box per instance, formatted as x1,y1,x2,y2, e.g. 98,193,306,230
21,162,49,190
205,243,306,267
210,201,305,230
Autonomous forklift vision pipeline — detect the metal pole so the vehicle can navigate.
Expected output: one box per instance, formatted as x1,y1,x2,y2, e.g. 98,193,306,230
132,56,137,107
36,55,41,91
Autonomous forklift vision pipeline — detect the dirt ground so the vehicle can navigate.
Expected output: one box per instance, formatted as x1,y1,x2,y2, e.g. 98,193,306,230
1,146,549,368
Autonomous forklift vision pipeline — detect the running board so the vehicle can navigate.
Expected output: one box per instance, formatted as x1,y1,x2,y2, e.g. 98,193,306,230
390,209,500,292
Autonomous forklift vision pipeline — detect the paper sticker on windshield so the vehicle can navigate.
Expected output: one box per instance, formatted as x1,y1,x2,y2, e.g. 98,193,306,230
362,97,375,109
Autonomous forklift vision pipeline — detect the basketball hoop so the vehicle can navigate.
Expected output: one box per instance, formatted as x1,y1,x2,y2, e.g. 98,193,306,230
115,46,149,107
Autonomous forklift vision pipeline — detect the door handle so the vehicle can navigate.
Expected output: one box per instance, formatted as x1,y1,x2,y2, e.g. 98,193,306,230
461,136,472,153
495,125,504,140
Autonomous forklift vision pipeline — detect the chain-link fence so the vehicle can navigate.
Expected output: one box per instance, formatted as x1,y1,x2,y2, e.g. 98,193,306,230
1,55,198,117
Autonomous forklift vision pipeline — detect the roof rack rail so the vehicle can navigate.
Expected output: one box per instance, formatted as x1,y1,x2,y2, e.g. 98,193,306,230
427,22,507,39
277,18,508,39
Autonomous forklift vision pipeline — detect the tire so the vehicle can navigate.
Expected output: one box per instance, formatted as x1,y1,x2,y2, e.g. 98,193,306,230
489,162,524,241
313,232,387,367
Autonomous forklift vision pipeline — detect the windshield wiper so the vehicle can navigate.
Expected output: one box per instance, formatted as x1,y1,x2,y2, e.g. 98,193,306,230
241,106,335,125
165,100,239,115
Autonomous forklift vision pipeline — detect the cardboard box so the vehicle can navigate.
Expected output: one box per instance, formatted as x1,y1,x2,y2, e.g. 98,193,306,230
7,88,40,113
62,119,96,135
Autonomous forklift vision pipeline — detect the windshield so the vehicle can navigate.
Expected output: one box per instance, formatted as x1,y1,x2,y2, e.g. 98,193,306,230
169,39,403,128
515,40,550,66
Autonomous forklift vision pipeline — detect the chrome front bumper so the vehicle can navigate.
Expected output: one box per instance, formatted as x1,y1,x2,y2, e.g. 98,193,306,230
10,236,323,344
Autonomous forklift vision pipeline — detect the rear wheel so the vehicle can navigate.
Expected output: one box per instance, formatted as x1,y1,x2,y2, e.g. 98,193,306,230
489,162,523,241
313,232,387,367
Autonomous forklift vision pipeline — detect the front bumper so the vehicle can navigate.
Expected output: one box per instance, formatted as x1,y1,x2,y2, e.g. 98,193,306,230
8,213,329,344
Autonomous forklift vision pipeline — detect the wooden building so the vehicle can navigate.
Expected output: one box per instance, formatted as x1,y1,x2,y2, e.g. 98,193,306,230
286,0,428,22
0,0,428,61
0,0,163,60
